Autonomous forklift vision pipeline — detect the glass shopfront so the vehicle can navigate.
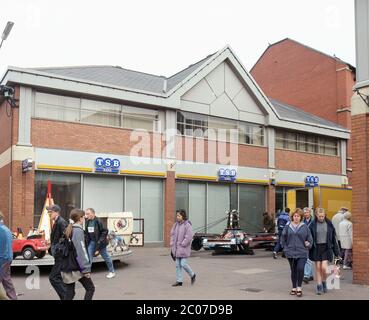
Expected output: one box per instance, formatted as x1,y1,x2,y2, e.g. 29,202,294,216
34,172,164,242
175,181,265,234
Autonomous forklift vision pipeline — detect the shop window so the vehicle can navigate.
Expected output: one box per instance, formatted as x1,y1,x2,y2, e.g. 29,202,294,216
34,172,81,227
239,185,265,233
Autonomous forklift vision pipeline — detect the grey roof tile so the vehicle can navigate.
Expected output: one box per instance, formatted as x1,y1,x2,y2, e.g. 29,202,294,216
269,98,348,131
32,53,216,95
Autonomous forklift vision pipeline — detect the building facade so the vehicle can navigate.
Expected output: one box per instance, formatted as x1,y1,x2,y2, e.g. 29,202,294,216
0,46,349,245
352,0,369,285
251,38,355,182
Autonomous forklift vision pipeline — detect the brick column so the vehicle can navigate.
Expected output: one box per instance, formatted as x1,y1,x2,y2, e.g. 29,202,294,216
352,113,369,284
267,184,276,216
11,160,35,233
164,170,175,246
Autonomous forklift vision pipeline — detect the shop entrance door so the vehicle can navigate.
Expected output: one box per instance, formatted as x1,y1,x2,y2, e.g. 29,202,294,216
287,188,314,210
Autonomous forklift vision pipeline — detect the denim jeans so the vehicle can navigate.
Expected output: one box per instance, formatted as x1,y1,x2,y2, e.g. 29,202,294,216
304,259,314,278
88,241,114,273
175,258,194,283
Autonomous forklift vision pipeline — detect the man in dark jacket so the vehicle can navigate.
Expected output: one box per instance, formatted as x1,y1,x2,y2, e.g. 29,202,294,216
273,208,290,259
85,208,115,279
48,204,68,300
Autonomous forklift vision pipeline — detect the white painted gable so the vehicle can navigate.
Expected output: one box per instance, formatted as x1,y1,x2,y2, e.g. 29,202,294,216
180,60,265,123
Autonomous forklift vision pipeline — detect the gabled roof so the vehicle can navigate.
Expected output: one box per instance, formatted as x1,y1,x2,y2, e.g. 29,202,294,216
270,98,347,131
30,53,217,95
251,38,356,72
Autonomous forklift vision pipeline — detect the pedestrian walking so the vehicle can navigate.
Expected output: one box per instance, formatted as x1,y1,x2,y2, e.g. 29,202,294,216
263,212,276,233
48,204,68,300
281,208,312,297
0,210,17,300
170,209,196,287
338,211,353,270
309,207,341,295
302,207,314,283
332,207,348,259
273,208,290,259
85,208,115,279
61,209,95,300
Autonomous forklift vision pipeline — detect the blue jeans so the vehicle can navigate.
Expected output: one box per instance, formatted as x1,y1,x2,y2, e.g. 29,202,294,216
304,259,314,278
175,258,194,283
88,241,114,273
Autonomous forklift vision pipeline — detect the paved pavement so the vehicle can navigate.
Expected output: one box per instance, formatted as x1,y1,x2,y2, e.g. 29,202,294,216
8,247,369,300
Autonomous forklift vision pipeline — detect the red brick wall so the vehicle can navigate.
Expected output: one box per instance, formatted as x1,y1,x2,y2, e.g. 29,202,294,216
10,161,35,233
352,114,369,284
275,149,341,175
251,39,355,127
31,119,166,158
0,99,12,153
0,164,10,226
176,136,268,167
164,171,175,246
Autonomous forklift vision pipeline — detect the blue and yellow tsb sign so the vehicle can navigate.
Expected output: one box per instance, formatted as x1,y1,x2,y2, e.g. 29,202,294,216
95,157,121,173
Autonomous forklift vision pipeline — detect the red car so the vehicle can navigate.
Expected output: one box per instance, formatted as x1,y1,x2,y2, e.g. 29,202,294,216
12,234,49,260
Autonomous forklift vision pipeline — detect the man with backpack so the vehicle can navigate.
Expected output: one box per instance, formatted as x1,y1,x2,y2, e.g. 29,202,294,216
85,208,115,279
48,204,68,300
273,208,291,259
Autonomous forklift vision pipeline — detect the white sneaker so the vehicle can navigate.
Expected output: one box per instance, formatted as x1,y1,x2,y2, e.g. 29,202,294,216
343,265,352,270
106,272,116,279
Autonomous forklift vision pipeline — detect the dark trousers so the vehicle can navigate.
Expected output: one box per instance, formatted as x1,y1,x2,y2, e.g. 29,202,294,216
49,256,67,300
0,261,17,300
65,276,95,300
288,258,307,288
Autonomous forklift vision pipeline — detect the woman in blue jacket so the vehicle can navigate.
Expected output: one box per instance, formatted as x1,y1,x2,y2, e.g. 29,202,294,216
281,208,313,297
309,207,340,295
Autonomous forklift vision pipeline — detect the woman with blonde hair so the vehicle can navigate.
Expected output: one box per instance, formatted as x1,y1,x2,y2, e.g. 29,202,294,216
281,208,312,297
309,207,340,295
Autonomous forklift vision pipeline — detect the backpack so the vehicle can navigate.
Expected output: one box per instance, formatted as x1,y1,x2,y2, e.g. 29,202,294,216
56,230,80,273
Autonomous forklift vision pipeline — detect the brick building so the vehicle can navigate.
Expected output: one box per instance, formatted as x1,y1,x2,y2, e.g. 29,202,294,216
251,38,355,182
0,45,350,245
352,0,369,285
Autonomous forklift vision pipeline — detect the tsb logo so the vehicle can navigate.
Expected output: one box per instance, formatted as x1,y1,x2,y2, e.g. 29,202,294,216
95,157,120,173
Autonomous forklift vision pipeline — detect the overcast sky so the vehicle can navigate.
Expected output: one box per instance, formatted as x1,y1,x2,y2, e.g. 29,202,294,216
0,0,355,79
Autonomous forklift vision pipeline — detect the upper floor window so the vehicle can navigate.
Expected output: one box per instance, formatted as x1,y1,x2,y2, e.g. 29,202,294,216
33,92,163,132
176,111,264,146
275,130,339,156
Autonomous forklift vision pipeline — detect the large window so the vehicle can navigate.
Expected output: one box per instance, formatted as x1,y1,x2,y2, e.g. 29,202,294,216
34,172,81,227
275,129,339,156
177,111,264,146
33,92,163,132
175,181,265,233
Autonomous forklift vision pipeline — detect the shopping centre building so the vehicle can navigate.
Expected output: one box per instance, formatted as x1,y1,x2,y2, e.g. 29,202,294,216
0,45,350,245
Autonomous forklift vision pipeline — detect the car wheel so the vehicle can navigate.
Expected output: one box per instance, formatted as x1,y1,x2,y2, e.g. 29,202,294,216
36,251,46,259
22,247,36,260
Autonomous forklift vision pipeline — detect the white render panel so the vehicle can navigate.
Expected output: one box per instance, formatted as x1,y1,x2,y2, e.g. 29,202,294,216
233,88,263,115
34,148,167,173
276,170,344,186
180,100,210,114
238,111,266,125
18,86,33,146
181,78,216,105
210,93,238,119
224,62,243,100
205,62,225,97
